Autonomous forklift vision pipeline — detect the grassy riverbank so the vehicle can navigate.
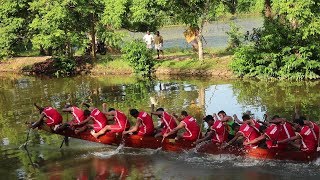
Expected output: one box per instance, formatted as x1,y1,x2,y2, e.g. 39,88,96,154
0,48,234,78
91,48,234,78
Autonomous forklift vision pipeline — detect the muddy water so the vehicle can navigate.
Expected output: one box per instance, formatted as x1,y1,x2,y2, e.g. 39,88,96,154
1,75,320,179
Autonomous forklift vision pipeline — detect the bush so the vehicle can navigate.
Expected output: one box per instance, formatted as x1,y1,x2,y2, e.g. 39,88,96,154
231,18,320,80
54,56,77,77
226,22,243,51
121,40,155,77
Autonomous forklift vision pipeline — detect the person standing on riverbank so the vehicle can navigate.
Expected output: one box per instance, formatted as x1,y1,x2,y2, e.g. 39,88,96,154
143,31,154,49
154,31,164,59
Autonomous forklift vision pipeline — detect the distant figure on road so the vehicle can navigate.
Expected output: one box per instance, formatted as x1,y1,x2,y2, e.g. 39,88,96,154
154,31,164,59
143,31,154,49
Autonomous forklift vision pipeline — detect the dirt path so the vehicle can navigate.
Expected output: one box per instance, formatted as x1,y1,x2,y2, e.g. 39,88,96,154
0,56,50,73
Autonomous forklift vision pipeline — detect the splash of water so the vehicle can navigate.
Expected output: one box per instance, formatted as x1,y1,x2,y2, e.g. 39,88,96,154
92,144,124,158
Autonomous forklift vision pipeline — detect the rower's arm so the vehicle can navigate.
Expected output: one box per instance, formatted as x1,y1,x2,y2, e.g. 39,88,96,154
268,118,285,124
103,111,116,116
233,114,243,124
124,119,140,134
277,134,300,144
196,130,214,144
62,107,72,112
213,113,219,121
257,120,269,126
245,134,266,145
165,122,184,137
151,111,163,116
221,116,232,123
78,116,92,125
31,113,45,129
224,132,242,147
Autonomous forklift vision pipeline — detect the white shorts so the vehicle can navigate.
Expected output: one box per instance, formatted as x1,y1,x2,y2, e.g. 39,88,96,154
155,44,163,50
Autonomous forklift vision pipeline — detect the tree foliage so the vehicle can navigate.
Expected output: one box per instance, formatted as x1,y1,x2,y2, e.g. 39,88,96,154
121,40,155,77
231,0,320,80
0,0,32,58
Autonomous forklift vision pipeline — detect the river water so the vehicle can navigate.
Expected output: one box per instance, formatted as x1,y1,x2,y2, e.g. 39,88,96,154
1,75,320,179
128,16,263,49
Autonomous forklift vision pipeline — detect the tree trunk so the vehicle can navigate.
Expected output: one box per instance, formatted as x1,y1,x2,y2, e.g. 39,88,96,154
265,0,272,18
197,27,204,61
91,13,96,61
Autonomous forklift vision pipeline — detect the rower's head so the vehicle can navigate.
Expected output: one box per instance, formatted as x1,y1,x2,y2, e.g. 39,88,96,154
84,109,91,117
82,103,94,111
242,114,251,123
203,115,214,126
180,111,188,120
129,109,139,118
293,117,305,131
218,110,226,119
156,108,164,118
108,108,115,112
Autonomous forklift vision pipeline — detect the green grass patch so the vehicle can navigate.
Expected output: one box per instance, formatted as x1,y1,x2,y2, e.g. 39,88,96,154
156,58,218,70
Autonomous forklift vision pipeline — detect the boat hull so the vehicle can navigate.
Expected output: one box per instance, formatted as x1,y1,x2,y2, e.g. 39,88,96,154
40,125,320,162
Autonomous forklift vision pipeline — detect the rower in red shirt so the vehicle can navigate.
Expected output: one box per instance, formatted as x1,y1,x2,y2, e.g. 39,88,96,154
151,107,177,138
223,114,261,149
278,117,319,152
55,104,91,132
91,103,130,138
123,109,155,136
31,103,63,131
163,111,200,142
196,115,228,145
244,116,296,150
74,103,108,134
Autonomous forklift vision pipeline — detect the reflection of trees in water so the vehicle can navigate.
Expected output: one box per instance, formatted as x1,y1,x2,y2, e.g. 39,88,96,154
232,80,320,120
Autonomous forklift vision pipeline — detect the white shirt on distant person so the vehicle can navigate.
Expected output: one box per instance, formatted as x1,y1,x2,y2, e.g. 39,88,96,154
143,34,154,49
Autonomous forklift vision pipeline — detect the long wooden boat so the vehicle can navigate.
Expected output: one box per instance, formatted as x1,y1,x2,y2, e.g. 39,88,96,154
39,125,320,162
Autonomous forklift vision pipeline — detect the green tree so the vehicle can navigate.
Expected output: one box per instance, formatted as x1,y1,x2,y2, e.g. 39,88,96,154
167,0,224,61
101,0,167,31
0,0,32,58
231,0,320,80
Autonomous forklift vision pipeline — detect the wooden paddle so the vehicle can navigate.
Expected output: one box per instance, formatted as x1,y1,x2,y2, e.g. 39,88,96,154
23,128,32,149
60,110,69,148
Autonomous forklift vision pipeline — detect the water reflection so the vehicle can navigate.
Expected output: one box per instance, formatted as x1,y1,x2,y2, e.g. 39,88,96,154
1,75,320,179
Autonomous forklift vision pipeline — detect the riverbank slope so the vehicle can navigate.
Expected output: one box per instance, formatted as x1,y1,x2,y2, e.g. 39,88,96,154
0,50,234,78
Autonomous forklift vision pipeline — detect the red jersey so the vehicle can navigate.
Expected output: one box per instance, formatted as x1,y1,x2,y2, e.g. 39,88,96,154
311,122,320,140
110,110,130,133
71,106,85,123
137,111,155,136
299,124,319,152
90,108,108,132
181,116,200,142
239,123,261,148
211,120,228,143
43,107,62,127
265,123,294,150
160,111,177,135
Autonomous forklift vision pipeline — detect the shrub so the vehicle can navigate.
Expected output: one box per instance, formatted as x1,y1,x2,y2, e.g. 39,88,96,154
121,40,155,77
231,18,320,80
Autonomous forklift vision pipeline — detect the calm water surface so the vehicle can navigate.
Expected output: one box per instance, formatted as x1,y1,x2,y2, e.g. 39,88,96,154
1,75,320,179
